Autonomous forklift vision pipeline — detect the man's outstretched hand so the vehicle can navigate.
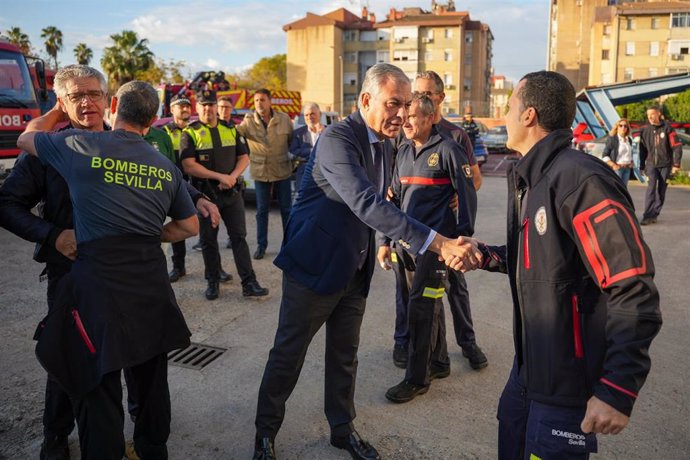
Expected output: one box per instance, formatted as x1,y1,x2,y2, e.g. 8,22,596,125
429,234,482,272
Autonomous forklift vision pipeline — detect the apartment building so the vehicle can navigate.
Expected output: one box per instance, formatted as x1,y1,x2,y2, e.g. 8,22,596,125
548,0,690,91
283,2,493,116
589,2,690,85
489,75,513,118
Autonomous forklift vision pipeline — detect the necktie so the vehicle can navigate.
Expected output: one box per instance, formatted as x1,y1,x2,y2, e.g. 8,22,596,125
372,141,385,194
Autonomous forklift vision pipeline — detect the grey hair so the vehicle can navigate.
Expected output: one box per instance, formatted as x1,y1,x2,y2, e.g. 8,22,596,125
302,101,321,113
358,63,410,110
54,64,107,98
114,81,159,129
411,93,435,117
415,71,444,93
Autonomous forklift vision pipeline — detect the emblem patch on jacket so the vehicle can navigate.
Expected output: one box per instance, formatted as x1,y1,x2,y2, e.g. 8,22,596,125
463,164,472,178
535,206,547,235
427,153,439,167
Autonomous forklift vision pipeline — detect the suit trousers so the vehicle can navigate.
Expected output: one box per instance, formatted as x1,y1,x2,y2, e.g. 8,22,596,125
70,354,170,460
405,251,450,386
170,240,186,271
255,270,367,439
201,190,255,284
643,166,671,220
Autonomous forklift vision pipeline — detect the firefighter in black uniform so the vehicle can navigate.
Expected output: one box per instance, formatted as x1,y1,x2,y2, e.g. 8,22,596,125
180,90,268,300
461,71,661,459
378,94,477,403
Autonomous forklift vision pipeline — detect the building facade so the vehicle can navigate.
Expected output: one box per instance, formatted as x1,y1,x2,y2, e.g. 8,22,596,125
284,2,493,116
548,0,690,91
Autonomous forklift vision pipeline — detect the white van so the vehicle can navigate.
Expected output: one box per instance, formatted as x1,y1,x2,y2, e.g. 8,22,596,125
293,111,341,129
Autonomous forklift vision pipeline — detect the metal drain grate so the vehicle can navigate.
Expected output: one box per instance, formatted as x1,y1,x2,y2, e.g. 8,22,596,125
168,343,226,370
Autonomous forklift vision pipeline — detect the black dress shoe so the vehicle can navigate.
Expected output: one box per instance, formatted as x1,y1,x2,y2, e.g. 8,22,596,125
429,363,450,381
253,437,276,460
253,247,266,260
243,280,269,297
462,343,488,370
330,430,380,460
205,281,219,300
219,269,233,283
385,380,429,403
40,434,69,460
392,344,408,369
168,267,186,283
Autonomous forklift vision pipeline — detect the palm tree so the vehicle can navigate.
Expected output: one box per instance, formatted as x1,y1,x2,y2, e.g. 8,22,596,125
101,30,154,90
5,27,32,55
41,26,63,69
73,43,93,65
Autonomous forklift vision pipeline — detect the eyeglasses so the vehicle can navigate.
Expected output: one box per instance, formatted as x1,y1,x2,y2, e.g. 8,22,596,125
65,90,105,103
618,123,628,127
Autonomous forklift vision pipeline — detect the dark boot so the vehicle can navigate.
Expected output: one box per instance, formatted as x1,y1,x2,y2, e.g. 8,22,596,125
168,267,186,283
243,280,269,297
205,281,219,300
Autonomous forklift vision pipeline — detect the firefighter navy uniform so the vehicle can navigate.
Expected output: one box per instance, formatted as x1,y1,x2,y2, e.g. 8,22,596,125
389,126,477,388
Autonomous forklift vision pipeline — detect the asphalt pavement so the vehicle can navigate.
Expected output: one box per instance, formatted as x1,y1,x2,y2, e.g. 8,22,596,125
0,175,688,459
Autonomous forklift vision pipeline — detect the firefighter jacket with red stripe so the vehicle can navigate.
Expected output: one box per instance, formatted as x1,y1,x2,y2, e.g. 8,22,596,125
479,129,661,416
390,127,476,239
638,121,683,169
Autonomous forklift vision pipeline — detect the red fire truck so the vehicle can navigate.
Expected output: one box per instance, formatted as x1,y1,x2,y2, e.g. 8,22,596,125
156,71,301,123
0,39,47,179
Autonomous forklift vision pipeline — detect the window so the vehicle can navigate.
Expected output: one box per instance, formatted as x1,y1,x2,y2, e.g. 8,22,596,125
444,50,453,62
445,28,453,39
392,50,418,62
377,51,389,63
602,49,610,60
426,29,434,39
624,68,634,80
444,73,453,86
424,51,433,61
465,54,473,65
625,41,635,56
343,30,357,41
649,68,658,78
672,12,690,28
603,24,612,36
650,42,659,57
360,31,376,42
465,32,473,44
651,18,659,30
682,47,690,55
345,52,357,64
464,78,472,92
626,18,634,30
344,73,357,86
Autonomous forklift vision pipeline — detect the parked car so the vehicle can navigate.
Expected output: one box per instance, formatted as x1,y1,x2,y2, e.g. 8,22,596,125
293,111,341,129
451,122,487,167
481,125,509,154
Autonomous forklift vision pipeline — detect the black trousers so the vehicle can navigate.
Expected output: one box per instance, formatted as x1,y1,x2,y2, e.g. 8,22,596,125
444,270,477,348
643,166,671,220
404,251,450,386
201,190,255,284
70,354,170,460
255,270,367,439
43,269,75,440
170,240,186,271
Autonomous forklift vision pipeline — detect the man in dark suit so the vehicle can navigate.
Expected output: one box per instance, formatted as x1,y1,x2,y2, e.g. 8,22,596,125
289,102,325,195
253,63,480,460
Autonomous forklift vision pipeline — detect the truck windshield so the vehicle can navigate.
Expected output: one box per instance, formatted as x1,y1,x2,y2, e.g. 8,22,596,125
0,50,37,108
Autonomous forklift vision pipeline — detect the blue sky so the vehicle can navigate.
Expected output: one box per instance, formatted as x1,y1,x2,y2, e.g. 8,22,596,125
3,0,548,83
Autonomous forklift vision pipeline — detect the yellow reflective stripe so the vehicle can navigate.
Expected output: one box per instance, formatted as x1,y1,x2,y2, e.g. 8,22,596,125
391,252,398,263
530,454,542,460
422,287,445,299
184,124,237,151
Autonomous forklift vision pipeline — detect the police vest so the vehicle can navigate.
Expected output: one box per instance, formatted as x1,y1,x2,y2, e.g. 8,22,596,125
163,123,184,153
183,120,240,175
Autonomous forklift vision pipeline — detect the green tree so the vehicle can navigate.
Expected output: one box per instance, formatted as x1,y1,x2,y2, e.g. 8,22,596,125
5,27,32,55
232,54,286,90
663,89,690,122
616,99,657,123
135,59,186,85
73,43,93,65
41,26,63,69
101,30,154,90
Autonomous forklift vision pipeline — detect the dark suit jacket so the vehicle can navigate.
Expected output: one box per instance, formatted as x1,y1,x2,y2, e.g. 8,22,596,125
274,111,429,296
289,125,315,161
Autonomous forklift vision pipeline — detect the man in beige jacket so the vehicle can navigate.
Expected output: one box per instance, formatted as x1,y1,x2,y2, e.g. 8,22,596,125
238,89,293,259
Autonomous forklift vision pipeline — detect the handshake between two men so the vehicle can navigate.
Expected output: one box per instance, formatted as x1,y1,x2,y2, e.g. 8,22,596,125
378,234,483,273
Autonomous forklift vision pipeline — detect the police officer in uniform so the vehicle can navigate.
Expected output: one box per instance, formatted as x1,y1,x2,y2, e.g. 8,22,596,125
180,90,268,300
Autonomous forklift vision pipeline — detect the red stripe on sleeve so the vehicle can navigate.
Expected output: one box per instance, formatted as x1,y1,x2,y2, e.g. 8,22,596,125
600,377,638,399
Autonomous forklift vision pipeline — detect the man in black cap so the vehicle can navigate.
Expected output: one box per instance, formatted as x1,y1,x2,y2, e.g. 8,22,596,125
180,89,269,300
